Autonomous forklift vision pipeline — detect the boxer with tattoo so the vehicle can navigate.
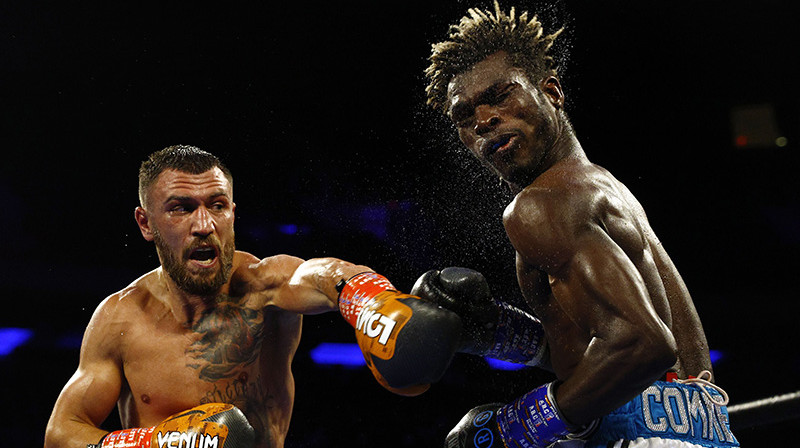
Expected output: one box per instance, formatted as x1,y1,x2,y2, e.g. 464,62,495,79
44,145,382,448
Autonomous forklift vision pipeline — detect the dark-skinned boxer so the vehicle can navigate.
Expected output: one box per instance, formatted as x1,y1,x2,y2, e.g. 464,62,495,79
407,2,738,447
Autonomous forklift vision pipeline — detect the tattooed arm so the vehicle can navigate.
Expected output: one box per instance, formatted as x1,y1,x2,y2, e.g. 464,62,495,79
248,254,374,314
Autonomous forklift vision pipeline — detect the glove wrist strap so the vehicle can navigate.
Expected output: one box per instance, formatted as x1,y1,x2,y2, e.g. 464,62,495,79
485,301,547,365
92,427,155,447
337,272,395,327
497,382,570,447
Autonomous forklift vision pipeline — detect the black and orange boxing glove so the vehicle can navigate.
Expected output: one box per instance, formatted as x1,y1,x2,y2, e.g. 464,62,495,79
87,403,254,448
337,272,463,396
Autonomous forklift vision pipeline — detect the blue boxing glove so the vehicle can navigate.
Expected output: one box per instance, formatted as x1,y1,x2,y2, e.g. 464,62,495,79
446,383,597,448
445,403,504,448
411,267,548,366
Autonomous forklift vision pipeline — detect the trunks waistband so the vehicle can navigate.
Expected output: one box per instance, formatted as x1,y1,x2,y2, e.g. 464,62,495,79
587,380,739,448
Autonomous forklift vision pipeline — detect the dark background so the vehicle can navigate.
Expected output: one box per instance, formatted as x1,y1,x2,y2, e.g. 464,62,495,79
2,1,798,446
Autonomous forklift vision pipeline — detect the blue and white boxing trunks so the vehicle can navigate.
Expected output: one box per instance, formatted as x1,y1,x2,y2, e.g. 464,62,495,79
577,378,739,448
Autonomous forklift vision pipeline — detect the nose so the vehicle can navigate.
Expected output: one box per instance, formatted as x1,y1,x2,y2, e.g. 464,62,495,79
191,206,215,237
474,105,501,136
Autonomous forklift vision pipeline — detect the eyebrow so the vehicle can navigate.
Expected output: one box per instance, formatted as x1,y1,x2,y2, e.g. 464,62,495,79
449,81,511,117
164,191,230,204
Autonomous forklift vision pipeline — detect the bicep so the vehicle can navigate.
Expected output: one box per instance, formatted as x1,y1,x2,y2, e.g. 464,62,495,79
52,357,122,427
551,229,667,338
547,231,679,423
506,191,666,338
46,322,123,447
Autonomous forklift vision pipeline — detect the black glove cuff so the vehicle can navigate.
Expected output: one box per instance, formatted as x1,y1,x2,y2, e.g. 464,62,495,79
335,271,377,296
86,433,108,448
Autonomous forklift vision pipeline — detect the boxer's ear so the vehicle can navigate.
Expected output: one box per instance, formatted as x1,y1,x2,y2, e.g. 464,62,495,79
135,207,154,242
540,76,564,110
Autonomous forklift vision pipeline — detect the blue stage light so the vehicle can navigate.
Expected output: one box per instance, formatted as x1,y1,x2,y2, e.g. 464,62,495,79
310,343,366,367
0,328,34,357
57,332,83,349
278,224,299,235
485,357,527,371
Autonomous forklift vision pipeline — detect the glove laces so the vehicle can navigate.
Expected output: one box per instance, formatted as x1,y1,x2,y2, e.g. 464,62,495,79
675,370,729,406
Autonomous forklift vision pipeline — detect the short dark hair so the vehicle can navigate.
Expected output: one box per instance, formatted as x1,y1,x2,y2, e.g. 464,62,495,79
138,145,232,207
425,1,563,113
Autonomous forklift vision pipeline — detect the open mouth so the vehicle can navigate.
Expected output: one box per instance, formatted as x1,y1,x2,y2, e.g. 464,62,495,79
482,134,516,158
188,246,219,267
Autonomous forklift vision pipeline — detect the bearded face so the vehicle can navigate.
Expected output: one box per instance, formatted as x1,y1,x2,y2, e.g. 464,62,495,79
136,167,238,297
153,226,235,297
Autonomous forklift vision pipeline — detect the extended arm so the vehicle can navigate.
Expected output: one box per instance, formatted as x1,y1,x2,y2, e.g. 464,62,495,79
261,256,463,396
260,256,374,314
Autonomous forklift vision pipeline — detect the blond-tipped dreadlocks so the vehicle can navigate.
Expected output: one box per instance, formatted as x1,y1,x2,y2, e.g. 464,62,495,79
425,1,563,113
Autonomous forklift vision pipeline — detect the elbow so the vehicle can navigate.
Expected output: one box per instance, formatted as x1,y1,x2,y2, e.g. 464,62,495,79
44,421,64,448
633,326,678,381
647,333,678,374
610,324,677,385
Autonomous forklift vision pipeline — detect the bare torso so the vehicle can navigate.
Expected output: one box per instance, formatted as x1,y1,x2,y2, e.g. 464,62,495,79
102,252,302,448
506,156,711,385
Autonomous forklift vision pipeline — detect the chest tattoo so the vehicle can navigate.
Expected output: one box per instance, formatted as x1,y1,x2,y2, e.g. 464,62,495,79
185,297,265,382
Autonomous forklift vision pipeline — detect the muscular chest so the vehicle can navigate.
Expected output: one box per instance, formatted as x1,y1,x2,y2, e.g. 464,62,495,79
121,302,267,423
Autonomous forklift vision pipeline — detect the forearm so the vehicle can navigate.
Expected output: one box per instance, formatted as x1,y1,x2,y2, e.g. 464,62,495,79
45,364,121,448
556,331,677,426
287,257,374,313
45,415,108,448
549,242,678,425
